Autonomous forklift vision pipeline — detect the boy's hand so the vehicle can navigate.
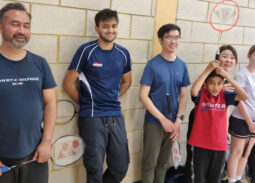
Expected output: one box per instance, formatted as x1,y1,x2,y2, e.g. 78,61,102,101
224,83,235,92
216,67,228,78
206,60,220,71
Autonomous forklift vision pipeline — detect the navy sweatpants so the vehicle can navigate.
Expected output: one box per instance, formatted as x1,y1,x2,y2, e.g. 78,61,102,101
78,115,130,183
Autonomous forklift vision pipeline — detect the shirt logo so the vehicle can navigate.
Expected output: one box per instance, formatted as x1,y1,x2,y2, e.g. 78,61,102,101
92,61,103,67
0,77,39,86
201,102,226,111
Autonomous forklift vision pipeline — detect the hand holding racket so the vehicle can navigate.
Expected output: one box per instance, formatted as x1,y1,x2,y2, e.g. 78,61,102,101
33,141,52,163
1,135,84,174
0,159,36,174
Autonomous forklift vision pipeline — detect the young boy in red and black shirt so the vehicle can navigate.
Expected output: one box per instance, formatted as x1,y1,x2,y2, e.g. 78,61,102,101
188,60,248,183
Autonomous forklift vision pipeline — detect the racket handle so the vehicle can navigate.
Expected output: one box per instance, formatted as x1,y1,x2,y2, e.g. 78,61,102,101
166,93,172,117
1,166,10,173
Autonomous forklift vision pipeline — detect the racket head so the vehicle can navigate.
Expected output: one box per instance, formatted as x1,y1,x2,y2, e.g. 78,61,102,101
51,135,85,167
210,0,240,34
56,99,76,124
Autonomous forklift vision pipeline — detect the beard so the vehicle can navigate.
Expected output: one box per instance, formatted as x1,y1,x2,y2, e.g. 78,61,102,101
3,32,29,49
98,32,116,43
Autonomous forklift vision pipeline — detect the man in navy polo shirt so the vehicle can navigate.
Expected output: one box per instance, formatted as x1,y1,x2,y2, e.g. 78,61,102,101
139,24,190,183
63,9,132,183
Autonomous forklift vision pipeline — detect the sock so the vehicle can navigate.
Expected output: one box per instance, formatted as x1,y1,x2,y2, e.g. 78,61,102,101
236,176,241,181
227,177,236,183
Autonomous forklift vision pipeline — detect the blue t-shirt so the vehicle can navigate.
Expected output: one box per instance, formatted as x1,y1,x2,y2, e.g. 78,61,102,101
0,51,56,158
68,40,131,117
140,54,190,124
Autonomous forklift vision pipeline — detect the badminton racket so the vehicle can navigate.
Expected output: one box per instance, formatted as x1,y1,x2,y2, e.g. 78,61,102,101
56,99,78,124
1,159,36,173
1,135,85,173
51,135,84,167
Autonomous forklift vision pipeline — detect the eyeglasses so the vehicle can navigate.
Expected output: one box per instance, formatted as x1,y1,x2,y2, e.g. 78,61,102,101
163,35,181,42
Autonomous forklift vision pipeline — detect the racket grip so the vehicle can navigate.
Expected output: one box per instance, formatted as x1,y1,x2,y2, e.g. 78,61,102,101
215,49,220,60
166,93,172,117
1,166,10,173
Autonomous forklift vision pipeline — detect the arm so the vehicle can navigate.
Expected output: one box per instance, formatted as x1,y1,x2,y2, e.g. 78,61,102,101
62,70,80,104
217,68,248,101
237,101,255,133
119,71,131,97
139,84,173,133
171,86,189,141
33,88,56,163
191,60,219,97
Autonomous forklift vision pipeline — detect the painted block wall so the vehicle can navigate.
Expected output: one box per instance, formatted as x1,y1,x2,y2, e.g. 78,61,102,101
1,0,254,182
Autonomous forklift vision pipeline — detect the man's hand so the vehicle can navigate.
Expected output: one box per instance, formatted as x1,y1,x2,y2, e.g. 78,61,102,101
33,141,51,163
0,161,5,176
159,117,174,133
170,119,181,141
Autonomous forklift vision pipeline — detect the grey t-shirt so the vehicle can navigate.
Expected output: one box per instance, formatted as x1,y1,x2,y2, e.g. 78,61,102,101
232,67,255,121
0,51,56,158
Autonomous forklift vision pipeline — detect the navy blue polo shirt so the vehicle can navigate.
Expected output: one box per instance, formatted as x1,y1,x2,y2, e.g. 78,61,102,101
69,40,131,117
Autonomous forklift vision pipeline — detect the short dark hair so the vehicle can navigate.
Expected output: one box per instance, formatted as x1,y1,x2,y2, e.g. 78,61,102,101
205,70,224,82
0,3,31,23
219,45,238,63
95,8,118,27
157,24,181,39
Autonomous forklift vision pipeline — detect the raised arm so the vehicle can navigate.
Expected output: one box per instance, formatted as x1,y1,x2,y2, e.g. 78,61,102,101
216,68,248,101
62,70,80,104
191,60,219,97
119,71,131,97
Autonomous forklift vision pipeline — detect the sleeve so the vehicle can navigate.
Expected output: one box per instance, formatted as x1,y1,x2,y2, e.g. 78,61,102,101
181,64,191,87
192,90,201,105
224,90,237,106
42,58,57,89
68,45,87,73
123,50,132,74
140,62,154,87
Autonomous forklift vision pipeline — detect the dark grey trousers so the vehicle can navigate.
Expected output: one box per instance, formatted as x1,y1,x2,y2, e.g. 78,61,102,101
78,115,130,183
